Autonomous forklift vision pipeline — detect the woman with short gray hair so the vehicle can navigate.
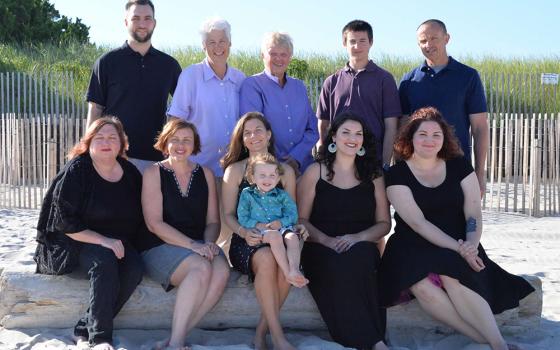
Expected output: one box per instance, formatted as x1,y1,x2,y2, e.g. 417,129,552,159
239,31,318,178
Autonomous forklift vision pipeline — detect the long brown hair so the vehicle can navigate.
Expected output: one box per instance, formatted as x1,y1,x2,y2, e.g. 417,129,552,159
220,112,276,170
394,107,463,160
67,116,128,160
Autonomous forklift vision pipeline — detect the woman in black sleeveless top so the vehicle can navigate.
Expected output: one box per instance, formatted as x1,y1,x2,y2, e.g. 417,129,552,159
297,113,391,350
140,119,229,349
222,112,306,350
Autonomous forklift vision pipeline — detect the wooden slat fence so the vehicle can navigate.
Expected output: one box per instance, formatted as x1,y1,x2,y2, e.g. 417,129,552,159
0,72,559,216
0,72,85,209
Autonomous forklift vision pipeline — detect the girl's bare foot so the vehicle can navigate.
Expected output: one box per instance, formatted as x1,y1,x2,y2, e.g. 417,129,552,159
286,270,309,288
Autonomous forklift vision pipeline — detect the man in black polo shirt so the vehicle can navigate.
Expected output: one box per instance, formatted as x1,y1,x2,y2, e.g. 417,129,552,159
86,0,181,172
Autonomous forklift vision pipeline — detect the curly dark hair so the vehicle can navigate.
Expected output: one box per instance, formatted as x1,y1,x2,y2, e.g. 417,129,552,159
394,107,463,160
316,113,381,182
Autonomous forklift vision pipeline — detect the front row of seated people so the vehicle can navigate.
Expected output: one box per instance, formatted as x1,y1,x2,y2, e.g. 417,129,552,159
35,109,534,350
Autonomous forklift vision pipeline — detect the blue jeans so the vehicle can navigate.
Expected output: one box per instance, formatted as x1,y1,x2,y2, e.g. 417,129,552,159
73,242,143,346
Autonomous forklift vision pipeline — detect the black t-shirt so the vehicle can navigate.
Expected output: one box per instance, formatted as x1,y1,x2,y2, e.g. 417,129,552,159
87,42,182,161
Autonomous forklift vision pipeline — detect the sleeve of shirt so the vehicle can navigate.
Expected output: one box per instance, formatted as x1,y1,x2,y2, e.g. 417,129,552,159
385,162,408,188
239,78,264,116
289,84,319,165
316,76,332,120
382,73,403,118
167,68,193,120
466,70,488,114
169,59,182,96
279,191,298,227
452,156,475,180
398,77,411,115
86,57,106,106
49,159,89,235
237,189,258,228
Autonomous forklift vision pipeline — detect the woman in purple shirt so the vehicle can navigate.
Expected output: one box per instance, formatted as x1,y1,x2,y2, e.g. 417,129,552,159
239,32,319,176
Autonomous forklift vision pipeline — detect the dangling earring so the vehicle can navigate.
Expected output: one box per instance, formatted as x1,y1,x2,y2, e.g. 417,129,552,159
328,143,337,153
243,146,248,153
356,147,366,156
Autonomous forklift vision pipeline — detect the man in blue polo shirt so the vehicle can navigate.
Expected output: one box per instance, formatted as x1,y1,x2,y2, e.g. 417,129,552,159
86,0,181,173
399,19,489,196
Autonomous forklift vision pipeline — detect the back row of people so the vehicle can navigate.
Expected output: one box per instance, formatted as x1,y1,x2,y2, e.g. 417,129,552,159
86,0,489,197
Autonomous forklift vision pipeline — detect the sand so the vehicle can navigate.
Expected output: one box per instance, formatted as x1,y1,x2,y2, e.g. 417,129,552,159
0,208,559,350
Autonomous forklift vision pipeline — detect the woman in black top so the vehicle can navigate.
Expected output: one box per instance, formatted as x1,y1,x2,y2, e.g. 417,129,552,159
297,113,391,350
140,118,228,350
34,117,144,350
379,107,534,350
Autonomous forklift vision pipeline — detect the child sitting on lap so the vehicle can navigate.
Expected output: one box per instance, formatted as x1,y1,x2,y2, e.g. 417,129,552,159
237,153,308,287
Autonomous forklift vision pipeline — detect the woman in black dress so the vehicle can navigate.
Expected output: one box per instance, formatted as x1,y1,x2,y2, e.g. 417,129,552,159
34,117,144,350
141,118,229,349
379,107,534,350
297,113,391,350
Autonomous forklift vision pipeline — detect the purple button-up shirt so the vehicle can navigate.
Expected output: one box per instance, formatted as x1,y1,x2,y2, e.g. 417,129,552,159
168,59,246,176
317,60,401,159
239,72,319,171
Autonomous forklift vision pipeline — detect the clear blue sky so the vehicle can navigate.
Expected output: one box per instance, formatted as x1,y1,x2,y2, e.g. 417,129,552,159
51,0,558,59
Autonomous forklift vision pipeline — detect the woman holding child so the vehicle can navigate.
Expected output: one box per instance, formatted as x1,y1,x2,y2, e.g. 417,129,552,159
379,107,534,350
222,112,306,350
140,118,229,350
297,113,391,350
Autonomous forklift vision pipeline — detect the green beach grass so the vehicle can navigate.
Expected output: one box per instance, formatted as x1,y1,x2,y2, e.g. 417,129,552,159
1,42,559,112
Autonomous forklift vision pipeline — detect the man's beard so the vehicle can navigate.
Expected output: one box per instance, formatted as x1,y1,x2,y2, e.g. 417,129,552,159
130,29,153,43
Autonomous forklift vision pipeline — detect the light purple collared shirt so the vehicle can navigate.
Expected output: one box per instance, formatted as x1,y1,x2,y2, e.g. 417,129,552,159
239,72,319,171
168,59,246,176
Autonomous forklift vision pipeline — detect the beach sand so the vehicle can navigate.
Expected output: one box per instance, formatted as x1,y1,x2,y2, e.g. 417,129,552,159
0,208,559,350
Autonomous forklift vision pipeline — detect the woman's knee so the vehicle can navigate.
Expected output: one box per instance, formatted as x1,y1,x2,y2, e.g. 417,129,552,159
252,247,277,275
410,277,442,303
172,255,212,286
439,275,461,291
213,256,230,282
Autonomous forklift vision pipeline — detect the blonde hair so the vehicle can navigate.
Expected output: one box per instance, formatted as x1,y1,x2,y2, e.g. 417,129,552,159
245,153,284,185
261,32,293,55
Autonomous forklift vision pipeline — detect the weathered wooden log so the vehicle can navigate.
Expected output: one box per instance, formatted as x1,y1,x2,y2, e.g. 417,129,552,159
0,263,542,332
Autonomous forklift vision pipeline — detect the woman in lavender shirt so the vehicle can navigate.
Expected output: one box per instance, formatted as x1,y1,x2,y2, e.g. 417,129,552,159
239,32,318,177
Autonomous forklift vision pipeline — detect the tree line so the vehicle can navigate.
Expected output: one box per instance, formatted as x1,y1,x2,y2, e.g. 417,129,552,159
0,0,89,45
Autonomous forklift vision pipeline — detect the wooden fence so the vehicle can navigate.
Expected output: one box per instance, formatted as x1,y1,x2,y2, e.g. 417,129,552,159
1,71,559,216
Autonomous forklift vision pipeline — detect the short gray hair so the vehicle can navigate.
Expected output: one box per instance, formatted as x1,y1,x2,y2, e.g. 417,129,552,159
199,17,231,42
261,32,293,55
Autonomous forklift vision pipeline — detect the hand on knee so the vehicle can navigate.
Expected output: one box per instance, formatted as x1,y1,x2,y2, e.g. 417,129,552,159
262,230,281,244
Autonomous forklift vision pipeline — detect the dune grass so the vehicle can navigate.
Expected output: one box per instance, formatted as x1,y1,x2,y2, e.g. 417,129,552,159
1,42,559,112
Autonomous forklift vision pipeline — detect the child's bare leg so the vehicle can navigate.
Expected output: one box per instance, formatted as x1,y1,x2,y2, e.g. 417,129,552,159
284,232,308,287
262,230,291,282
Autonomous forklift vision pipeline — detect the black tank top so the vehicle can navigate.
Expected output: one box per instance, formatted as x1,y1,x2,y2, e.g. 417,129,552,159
141,163,208,250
